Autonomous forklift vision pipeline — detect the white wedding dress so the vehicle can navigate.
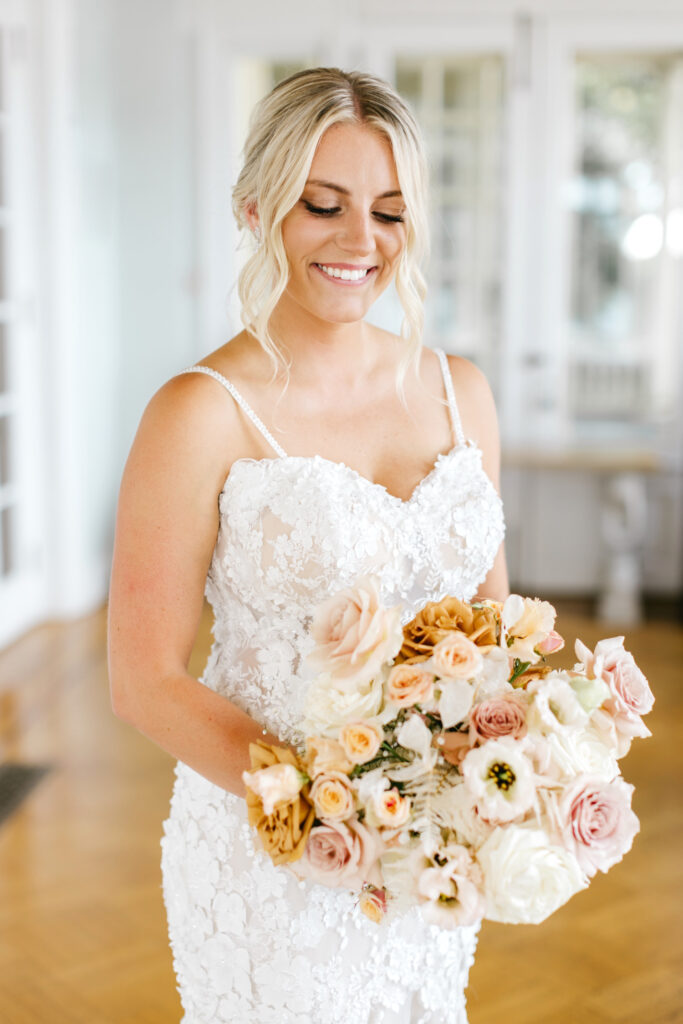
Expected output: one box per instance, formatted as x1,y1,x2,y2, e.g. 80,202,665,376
161,348,505,1024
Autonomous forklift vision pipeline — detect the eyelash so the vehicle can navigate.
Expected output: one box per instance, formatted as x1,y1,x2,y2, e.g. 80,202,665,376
302,200,404,224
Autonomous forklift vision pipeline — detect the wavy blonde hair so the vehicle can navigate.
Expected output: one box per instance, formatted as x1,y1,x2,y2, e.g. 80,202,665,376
232,67,429,392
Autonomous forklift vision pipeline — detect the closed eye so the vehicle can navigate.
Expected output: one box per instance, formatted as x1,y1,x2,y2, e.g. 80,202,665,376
303,201,341,217
302,200,404,224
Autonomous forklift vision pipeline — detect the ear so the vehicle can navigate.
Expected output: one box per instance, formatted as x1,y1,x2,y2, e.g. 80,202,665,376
244,200,260,235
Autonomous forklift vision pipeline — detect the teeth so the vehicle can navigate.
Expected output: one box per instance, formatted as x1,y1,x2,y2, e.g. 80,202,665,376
318,264,370,282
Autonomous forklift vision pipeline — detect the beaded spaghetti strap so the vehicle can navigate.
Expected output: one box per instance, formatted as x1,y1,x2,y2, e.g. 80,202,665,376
175,365,288,459
434,348,467,448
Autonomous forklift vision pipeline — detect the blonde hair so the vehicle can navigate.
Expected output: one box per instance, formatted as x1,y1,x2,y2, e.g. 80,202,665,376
232,67,429,392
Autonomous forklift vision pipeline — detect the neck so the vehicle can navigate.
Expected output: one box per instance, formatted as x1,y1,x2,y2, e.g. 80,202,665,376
268,294,391,389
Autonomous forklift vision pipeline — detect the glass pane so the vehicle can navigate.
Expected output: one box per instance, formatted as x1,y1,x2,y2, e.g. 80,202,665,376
0,414,9,486
0,504,13,576
395,55,505,387
0,230,6,300
0,322,6,393
569,54,683,428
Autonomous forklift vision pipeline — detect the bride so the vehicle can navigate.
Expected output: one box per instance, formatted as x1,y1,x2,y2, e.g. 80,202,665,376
108,67,508,1023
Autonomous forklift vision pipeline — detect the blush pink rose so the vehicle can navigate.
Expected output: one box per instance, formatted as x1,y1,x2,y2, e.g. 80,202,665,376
575,637,654,745
560,775,640,877
308,576,403,689
298,819,382,889
470,693,528,743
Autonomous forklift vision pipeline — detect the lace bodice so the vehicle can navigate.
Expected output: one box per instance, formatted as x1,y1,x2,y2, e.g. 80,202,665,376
176,349,505,747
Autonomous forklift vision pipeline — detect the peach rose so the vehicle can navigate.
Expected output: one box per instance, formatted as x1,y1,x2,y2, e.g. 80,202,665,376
339,720,383,764
432,633,483,679
470,693,528,742
386,663,435,707
310,771,355,821
372,786,411,828
502,595,558,664
305,736,352,777
297,819,383,889
358,885,387,923
398,596,500,663
308,576,403,688
243,742,315,865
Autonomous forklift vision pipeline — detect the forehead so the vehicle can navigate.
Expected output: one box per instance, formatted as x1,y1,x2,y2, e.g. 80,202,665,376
307,122,400,191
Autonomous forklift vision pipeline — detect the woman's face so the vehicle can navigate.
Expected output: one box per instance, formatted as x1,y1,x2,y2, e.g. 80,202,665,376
279,122,407,328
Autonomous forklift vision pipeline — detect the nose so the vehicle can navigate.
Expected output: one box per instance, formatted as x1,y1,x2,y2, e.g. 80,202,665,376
337,208,375,255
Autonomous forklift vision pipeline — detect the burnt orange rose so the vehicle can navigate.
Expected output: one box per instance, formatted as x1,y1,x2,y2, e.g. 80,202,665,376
244,741,315,865
397,597,500,663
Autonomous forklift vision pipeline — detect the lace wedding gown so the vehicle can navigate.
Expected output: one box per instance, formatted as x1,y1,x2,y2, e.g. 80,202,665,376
161,348,505,1024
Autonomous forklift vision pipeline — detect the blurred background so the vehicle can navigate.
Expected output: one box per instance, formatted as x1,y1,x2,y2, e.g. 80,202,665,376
0,2,681,1021
0,0,681,644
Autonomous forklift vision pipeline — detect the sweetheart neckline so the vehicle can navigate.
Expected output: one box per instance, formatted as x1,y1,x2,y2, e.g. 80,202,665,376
220,440,482,507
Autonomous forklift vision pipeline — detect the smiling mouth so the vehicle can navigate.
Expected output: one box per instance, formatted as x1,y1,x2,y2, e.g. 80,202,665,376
313,263,376,283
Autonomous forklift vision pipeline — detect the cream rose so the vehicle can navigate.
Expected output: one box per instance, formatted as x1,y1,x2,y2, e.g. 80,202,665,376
339,720,383,764
432,633,483,679
477,825,588,924
303,672,384,737
310,771,355,821
386,664,435,708
242,762,306,816
308,576,403,688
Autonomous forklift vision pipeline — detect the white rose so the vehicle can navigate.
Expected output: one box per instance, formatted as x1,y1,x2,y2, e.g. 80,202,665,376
542,725,619,783
303,672,384,737
477,825,588,924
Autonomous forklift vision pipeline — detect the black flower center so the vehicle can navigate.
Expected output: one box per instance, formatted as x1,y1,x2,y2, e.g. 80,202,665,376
487,761,516,791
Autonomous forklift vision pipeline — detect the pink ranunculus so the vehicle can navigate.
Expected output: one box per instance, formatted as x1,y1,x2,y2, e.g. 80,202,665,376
297,819,382,889
308,576,403,689
560,774,640,877
575,637,654,745
470,693,528,743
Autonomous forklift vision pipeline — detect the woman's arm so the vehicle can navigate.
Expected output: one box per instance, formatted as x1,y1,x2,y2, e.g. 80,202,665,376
107,373,280,796
447,354,510,603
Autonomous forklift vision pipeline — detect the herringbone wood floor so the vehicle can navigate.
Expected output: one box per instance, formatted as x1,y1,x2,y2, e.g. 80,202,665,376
0,602,680,1023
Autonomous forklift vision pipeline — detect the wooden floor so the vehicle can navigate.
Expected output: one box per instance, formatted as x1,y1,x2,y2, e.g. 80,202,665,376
0,602,681,1023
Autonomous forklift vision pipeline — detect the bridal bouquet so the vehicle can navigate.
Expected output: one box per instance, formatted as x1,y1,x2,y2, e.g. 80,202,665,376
242,578,653,927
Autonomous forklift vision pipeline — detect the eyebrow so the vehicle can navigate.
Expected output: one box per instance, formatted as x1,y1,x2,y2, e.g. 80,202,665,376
305,179,403,200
